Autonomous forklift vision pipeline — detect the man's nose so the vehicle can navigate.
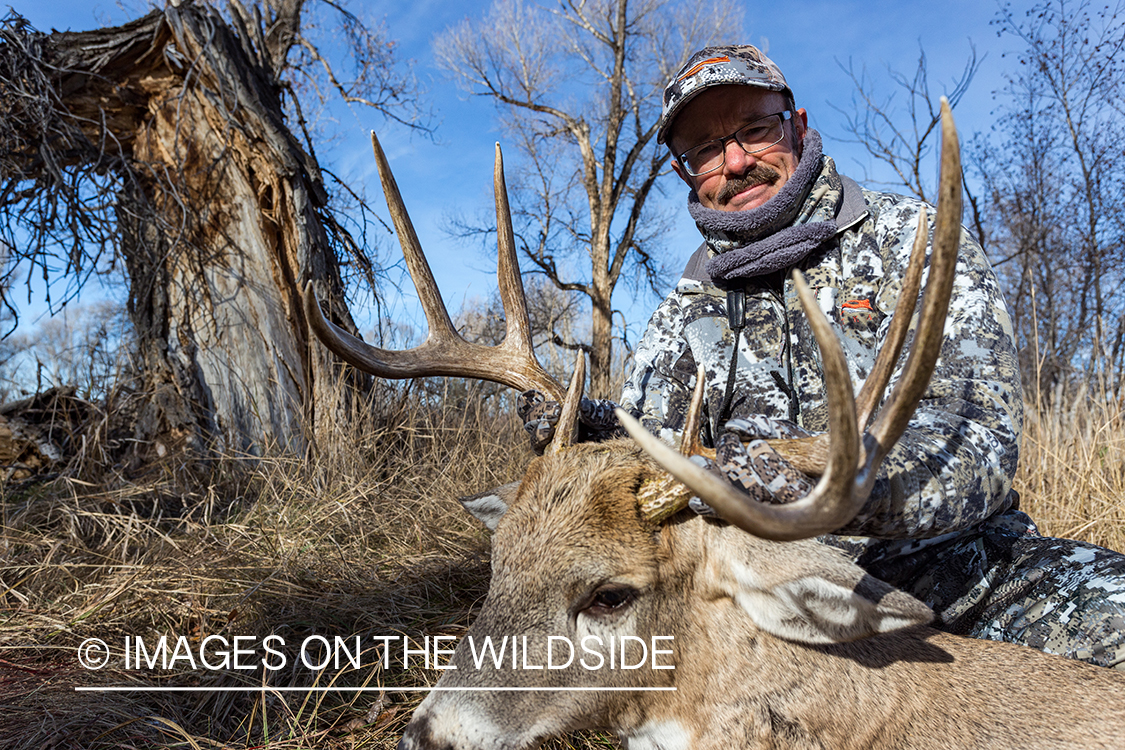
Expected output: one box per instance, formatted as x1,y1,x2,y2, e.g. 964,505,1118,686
722,138,755,175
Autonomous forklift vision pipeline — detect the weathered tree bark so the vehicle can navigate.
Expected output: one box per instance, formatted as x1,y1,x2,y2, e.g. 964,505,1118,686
9,4,363,458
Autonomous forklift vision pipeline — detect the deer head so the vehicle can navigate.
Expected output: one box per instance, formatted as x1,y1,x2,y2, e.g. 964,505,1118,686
398,438,940,750
297,102,1093,750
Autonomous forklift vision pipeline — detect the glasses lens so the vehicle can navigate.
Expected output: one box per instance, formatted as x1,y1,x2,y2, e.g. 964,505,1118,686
736,114,785,154
682,142,724,177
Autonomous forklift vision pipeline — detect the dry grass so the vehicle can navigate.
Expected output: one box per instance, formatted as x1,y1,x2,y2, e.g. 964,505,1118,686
0,380,615,749
2,375,1122,749
1013,383,1125,553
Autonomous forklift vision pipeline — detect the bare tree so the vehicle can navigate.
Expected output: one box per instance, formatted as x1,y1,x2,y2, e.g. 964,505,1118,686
0,301,133,402
435,0,740,398
832,46,981,207
0,0,423,460
976,0,1125,395
836,2,1125,397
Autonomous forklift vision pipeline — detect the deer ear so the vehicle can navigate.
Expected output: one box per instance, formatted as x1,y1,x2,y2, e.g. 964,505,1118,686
459,482,521,531
720,539,933,644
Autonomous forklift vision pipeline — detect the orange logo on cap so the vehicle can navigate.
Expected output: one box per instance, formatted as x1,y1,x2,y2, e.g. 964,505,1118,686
678,56,731,81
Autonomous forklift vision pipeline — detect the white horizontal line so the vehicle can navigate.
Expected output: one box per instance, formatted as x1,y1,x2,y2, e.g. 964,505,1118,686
75,686,677,693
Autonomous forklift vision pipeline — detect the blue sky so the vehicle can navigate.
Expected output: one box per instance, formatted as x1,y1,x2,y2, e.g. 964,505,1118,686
10,0,1028,342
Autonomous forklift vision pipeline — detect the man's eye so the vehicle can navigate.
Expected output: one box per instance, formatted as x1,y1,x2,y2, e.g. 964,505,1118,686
688,144,720,162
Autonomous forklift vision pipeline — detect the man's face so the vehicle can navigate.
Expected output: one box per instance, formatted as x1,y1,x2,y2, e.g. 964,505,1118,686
668,86,807,212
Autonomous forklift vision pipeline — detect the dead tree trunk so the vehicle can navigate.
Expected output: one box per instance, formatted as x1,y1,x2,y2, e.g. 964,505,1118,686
1,4,366,460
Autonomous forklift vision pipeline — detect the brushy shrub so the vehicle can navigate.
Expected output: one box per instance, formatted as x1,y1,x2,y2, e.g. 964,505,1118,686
0,379,540,749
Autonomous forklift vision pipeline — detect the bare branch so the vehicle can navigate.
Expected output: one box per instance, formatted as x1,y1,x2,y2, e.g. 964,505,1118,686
831,43,980,202
974,0,1125,396
434,0,741,395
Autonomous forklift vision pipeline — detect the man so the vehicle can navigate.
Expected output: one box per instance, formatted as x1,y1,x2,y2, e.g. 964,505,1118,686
521,45,1125,669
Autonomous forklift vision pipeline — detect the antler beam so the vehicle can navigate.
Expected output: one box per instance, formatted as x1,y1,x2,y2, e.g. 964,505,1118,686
304,133,568,403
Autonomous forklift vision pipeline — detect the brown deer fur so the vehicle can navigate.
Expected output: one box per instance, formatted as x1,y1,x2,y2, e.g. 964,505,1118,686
398,441,1125,750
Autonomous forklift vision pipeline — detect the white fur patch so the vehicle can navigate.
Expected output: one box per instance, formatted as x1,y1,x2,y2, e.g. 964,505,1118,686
623,718,693,750
459,492,509,531
422,703,509,749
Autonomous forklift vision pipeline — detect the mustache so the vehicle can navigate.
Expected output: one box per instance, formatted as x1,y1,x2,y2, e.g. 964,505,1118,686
717,165,781,204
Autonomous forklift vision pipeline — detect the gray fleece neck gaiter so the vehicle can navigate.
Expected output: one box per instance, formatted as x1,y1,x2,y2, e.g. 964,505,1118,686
688,129,838,283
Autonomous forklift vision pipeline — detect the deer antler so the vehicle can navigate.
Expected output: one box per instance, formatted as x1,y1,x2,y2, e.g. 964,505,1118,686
620,98,963,541
305,133,580,422
746,206,930,478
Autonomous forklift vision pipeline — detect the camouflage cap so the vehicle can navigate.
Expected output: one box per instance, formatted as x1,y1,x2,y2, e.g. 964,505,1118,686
657,45,791,146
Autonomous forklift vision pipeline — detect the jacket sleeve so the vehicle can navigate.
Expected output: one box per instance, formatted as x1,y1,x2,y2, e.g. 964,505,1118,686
619,292,698,444
837,213,1024,539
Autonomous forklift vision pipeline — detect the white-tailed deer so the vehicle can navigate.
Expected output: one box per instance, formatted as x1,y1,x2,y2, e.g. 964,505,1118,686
305,103,1125,750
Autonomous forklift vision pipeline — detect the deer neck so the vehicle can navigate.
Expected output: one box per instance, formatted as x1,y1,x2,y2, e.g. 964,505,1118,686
628,631,971,750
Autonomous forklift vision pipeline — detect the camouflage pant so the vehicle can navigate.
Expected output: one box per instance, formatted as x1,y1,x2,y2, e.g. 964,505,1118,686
862,510,1125,670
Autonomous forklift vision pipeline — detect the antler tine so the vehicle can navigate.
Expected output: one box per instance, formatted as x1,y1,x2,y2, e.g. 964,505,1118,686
859,98,961,492
548,351,587,454
854,210,928,431
767,106,958,480
493,144,536,359
679,365,707,456
370,130,458,345
767,210,928,475
619,270,861,541
302,132,567,403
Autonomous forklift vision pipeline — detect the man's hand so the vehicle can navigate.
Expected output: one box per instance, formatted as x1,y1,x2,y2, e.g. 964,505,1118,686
517,390,622,454
690,416,815,515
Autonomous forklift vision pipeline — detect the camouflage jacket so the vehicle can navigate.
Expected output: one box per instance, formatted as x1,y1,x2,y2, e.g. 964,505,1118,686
620,157,1023,563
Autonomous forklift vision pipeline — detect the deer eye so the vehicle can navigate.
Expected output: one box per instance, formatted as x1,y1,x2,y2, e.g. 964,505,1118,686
584,585,637,618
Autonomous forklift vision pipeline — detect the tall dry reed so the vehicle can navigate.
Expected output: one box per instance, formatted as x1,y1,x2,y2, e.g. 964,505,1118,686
1014,383,1125,553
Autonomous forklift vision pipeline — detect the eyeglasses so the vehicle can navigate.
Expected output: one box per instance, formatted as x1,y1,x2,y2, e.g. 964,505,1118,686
677,111,793,177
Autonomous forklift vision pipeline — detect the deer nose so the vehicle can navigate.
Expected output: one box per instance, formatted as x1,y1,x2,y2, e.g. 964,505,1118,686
398,716,455,750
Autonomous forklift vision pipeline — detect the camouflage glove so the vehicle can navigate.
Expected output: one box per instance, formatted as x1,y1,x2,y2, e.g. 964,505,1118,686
689,416,815,516
517,390,623,454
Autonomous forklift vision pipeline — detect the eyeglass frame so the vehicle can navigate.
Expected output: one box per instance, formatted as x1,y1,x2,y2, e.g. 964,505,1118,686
675,110,794,177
